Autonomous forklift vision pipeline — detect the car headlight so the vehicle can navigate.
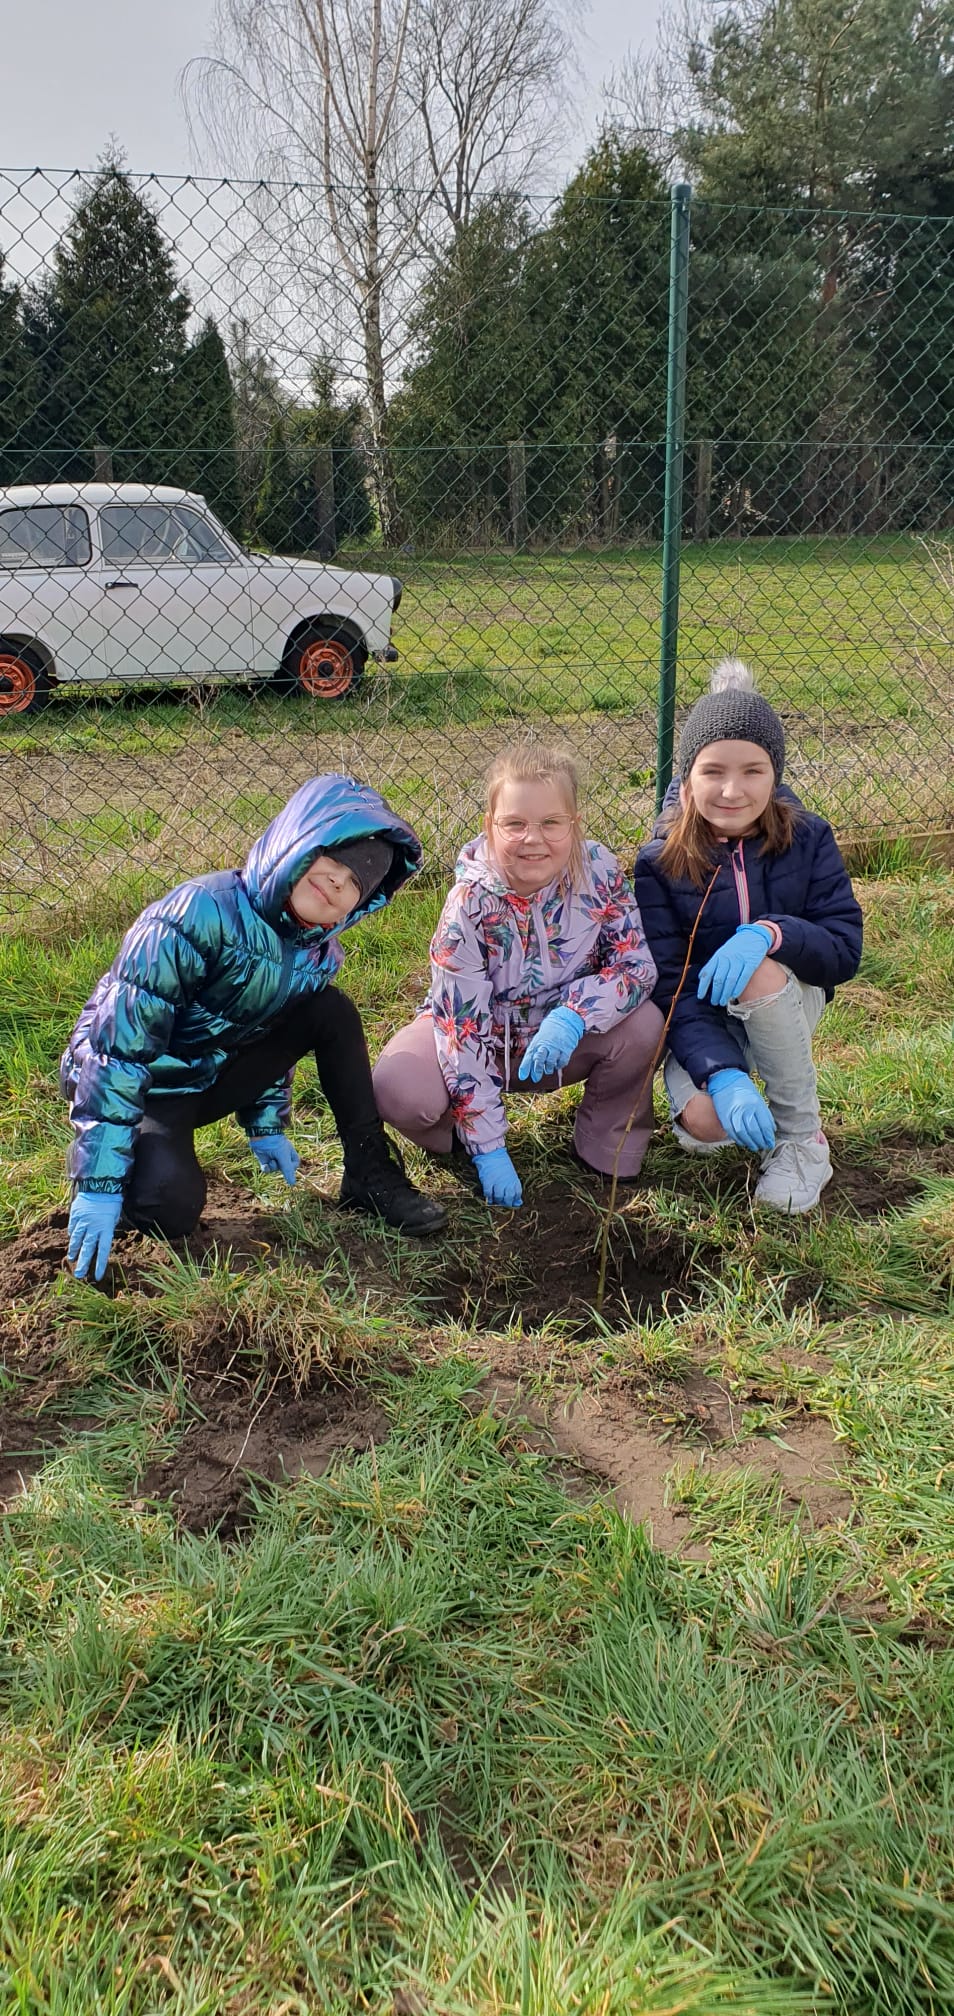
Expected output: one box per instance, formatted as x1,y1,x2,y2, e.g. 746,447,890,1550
390,575,403,613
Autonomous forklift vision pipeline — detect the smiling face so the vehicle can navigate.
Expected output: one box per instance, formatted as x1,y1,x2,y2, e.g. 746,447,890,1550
486,773,578,896
684,738,776,836
288,853,362,928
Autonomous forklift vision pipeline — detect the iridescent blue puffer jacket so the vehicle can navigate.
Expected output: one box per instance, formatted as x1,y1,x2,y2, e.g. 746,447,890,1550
61,774,422,1192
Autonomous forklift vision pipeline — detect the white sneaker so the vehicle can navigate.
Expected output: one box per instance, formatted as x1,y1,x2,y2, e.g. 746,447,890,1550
755,1134,833,1213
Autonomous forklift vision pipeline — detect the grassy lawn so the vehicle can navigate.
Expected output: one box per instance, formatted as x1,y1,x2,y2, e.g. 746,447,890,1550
1,853,954,2012
2,536,953,920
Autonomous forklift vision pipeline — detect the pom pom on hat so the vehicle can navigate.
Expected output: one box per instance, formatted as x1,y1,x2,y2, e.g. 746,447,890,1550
678,658,785,782
709,656,755,693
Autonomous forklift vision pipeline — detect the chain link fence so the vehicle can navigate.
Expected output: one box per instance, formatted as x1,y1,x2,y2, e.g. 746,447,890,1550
1,165,952,918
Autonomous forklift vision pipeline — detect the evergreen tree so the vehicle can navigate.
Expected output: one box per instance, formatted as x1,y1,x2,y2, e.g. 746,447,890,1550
285,358,372,552
0,257,35,487
684,0,954,206
254,416,297,551
178,317,241,532
393,144,669,539
26,158,191,484
229,318,285,535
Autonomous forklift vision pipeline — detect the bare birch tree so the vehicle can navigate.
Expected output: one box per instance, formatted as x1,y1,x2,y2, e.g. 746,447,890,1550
405,0,575,236
186,0,577,542
601,0,704,177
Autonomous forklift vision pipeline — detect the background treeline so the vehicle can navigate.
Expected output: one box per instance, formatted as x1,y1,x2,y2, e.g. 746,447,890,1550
1,0,953,553
0,166,372,549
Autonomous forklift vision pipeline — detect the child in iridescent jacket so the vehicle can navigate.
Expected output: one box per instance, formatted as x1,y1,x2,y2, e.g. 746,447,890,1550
374,742,663,1207
62,774,446,1280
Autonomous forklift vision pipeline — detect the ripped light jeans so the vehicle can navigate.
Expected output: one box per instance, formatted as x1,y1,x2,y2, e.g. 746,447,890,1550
664,968,827,1142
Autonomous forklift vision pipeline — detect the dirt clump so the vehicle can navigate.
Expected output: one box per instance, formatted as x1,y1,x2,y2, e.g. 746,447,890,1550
0,1208,71,1307
138,1377,390,1537
475,1372,851,1559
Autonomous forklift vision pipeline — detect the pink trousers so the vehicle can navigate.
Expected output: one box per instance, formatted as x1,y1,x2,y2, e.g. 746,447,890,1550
373,1001,665,1177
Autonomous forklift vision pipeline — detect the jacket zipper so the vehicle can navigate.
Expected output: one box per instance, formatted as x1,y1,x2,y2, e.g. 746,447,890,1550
731,842,750,925
532,900,554,984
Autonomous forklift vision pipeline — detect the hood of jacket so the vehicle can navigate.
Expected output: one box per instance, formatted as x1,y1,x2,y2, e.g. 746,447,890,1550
242,773,422,939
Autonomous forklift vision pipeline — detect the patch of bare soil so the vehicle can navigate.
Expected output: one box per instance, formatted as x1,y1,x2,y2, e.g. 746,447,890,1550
137,1378,390,1537
0,1411,61,1507
434,1182,706,1329
474,1372,852,1559
825,1135,954,1215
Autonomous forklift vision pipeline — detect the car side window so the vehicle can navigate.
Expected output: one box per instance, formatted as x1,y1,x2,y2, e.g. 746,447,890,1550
0,505,92,568
171,507,236,565
99,505,180,564
99,503,237,566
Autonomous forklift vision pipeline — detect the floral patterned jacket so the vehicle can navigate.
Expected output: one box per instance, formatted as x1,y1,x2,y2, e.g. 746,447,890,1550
423,836,657,1153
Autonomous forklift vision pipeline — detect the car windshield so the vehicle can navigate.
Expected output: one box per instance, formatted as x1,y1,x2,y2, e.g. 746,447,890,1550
0,504,91,567
99,503,237,565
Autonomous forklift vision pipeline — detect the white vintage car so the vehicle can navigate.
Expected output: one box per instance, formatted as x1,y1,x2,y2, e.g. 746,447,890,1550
0,483,402,714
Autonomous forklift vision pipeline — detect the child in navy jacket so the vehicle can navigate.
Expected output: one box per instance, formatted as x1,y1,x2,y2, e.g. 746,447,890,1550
633,659,863,1212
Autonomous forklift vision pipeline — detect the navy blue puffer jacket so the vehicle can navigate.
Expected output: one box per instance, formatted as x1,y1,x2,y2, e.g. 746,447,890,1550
632,785,863,1086
61,775,422,1192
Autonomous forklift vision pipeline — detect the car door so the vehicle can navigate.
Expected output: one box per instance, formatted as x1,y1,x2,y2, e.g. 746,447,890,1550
0,503,111,681
94,502,252,678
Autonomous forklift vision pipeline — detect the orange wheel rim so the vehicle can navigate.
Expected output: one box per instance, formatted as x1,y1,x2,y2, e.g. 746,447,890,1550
0,653,37,714
298,638,354,698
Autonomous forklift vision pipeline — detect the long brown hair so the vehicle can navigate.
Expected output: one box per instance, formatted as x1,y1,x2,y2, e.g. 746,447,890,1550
658,784,802,889
484,739,586,886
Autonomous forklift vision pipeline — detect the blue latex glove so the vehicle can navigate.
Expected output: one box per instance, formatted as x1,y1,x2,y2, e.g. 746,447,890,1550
249,1134,300,1186
697,925,773,1007
708,1069,776,1152
518,1006,585,1084
473,1147,523,1208
67,1191,123,1282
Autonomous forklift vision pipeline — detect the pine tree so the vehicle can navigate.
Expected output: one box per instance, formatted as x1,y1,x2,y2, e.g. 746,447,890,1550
0,257,35,487
286,357,372,552
178,317,241,533
27,157,191,484
255,416,297,551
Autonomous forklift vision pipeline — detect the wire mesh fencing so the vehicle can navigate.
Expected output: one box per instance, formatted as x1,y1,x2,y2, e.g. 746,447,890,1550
0,164,952,919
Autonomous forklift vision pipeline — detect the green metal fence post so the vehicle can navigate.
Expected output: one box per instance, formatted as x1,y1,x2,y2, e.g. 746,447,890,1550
655,181,692,814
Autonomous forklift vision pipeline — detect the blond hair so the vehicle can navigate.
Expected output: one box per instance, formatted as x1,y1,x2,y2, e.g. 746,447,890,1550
484,739,586,886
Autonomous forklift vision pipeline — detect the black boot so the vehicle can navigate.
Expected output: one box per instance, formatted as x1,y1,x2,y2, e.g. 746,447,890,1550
339,1121,448,1235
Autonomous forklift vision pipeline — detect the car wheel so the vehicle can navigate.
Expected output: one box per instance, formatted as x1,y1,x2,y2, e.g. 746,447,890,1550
0,645,51,717
280,625,365,701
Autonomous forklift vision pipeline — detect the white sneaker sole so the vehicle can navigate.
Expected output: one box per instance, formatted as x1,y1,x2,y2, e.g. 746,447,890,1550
672,1121,730,1157
755,1162,833,1214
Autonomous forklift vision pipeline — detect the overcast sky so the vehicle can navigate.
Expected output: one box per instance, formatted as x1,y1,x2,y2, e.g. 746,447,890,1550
3,0,660,179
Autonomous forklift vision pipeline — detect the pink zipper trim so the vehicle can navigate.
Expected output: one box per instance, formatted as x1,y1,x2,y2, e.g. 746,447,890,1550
731,842,750,924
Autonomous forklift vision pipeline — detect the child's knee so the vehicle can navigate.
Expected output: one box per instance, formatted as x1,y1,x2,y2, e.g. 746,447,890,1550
125,1179,205,1241
679,1091,729,1142
373,1046,446,1132
739,955,788,1002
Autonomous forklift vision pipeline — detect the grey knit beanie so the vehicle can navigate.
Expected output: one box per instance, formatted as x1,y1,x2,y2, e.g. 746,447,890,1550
678,658,785,782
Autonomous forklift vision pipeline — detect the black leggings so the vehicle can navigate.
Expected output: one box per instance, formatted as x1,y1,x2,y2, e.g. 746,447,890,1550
125,987,378,1240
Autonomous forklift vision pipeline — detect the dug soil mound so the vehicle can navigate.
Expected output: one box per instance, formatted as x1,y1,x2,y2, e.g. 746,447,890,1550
137,1378,391,1537
474,1371,852,1558
430,1181,707,1329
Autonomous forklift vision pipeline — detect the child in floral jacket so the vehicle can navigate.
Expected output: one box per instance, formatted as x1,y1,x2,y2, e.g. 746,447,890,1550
373,742,662,1207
